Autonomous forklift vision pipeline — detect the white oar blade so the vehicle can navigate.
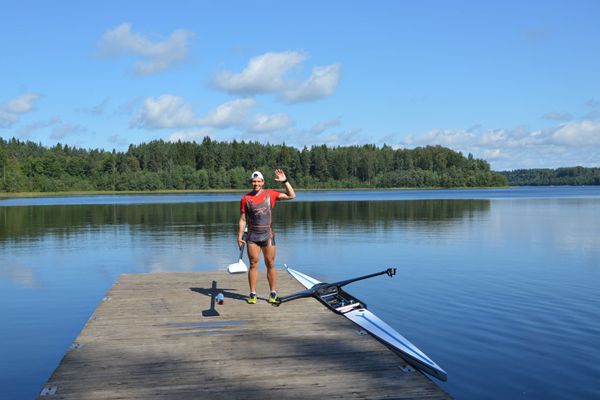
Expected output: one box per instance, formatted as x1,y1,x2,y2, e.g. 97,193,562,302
227,259,248,274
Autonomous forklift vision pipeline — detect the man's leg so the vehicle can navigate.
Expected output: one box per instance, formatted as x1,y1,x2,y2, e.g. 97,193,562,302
247,242,261,293
262,244,277,293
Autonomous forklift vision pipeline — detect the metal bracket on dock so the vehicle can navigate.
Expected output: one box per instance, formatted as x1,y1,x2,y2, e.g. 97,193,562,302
40,386,57,396
355,329,367,336
102,296,112,302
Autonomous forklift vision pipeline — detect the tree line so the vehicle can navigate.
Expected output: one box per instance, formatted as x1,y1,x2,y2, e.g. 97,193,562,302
0,137,507,192
501,167,600,186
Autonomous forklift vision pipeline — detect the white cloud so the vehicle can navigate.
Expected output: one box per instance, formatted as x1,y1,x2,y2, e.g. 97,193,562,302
131,94,270,136
282,63,341,103
260,125,364,149
582,100,599,120
248,113,293,133
133,96,257,130
199,98,256,128
4,93,39,113
550,120,600,146
12,116,86,141
0,259,40,289
16,117,60,137
98,23,193,75
321,128,363,145
213,51,308,95
0,93,40,127
115,97,144,116
467,124,483,133
107,134,129,147
403,129,476,147
50,122,87,140
79,97,111,116
398,120,600,170
480,129,509,146
212,51,340,103
482,149,503,160
133,95,199,129
310,118,342,134
583,109,599,120
167,128,214,143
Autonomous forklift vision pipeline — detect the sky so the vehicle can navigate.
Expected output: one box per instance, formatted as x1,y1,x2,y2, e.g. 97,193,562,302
1,0,599,171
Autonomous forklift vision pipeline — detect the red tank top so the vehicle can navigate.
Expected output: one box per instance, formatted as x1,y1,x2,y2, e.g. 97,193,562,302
241,189,280,242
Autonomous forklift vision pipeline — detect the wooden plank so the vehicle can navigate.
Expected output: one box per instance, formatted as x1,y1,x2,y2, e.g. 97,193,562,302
39,271,451,399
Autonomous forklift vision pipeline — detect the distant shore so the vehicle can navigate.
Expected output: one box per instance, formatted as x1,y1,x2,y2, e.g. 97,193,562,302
0,186,515,199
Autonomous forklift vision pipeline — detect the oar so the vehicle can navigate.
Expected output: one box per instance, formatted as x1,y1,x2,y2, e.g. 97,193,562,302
227,241,248,274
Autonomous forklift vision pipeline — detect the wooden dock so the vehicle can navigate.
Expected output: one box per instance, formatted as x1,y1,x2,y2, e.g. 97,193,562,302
39,271,451,399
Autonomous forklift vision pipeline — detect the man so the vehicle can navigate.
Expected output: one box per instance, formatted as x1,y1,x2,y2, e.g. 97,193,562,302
238,169,296,304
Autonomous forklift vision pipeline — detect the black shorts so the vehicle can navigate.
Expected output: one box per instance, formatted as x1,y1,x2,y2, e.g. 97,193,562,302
247,236,276,247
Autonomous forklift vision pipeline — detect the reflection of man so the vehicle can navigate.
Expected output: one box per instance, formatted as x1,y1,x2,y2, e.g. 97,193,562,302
238,169,296,304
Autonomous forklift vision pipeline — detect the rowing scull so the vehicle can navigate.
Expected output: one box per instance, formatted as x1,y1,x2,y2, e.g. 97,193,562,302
277,266,448,382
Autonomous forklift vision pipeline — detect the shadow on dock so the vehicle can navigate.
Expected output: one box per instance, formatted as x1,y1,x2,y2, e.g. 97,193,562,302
38,272,451,399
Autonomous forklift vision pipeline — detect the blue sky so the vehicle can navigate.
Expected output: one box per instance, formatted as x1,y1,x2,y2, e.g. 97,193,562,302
1,0,599,170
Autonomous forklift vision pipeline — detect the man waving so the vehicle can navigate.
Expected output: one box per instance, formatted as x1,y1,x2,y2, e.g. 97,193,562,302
238,169,296,304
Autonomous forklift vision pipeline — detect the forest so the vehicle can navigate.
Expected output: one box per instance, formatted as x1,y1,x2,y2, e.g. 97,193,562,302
0,137,507,192
501,167,600,186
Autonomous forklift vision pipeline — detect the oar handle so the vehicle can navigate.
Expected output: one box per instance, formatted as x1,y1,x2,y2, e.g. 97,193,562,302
238,241,245,259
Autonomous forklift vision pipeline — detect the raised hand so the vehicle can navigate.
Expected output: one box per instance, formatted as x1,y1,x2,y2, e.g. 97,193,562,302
274,168,287,182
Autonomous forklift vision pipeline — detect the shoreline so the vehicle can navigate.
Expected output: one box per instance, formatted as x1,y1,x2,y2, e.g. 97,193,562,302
0,186,513,199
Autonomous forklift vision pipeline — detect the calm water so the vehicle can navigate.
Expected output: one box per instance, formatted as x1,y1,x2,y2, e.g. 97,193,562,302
1,187,599,399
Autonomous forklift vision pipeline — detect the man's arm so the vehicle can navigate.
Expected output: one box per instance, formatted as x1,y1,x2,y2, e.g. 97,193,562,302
278,181,296,200
274,168,296,200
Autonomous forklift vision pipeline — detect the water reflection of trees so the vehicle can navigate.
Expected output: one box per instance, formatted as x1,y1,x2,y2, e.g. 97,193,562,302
282,200,490,229
0,200,490,242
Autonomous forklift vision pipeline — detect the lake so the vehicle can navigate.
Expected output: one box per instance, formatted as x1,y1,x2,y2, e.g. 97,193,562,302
1,186,599,399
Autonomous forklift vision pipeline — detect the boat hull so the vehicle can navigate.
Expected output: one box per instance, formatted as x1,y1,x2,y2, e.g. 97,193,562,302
285,267,447,381
346,308,447,381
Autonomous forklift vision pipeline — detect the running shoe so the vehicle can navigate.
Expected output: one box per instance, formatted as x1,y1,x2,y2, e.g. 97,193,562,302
268,292,279,304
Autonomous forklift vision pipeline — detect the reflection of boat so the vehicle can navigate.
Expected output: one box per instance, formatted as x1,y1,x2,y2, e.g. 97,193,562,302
277,266,448,381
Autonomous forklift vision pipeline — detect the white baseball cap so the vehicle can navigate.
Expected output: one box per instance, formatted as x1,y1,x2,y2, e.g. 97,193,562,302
249,171,264,181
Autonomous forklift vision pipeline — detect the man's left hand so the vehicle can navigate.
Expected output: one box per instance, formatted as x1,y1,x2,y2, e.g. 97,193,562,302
274,169,287,182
